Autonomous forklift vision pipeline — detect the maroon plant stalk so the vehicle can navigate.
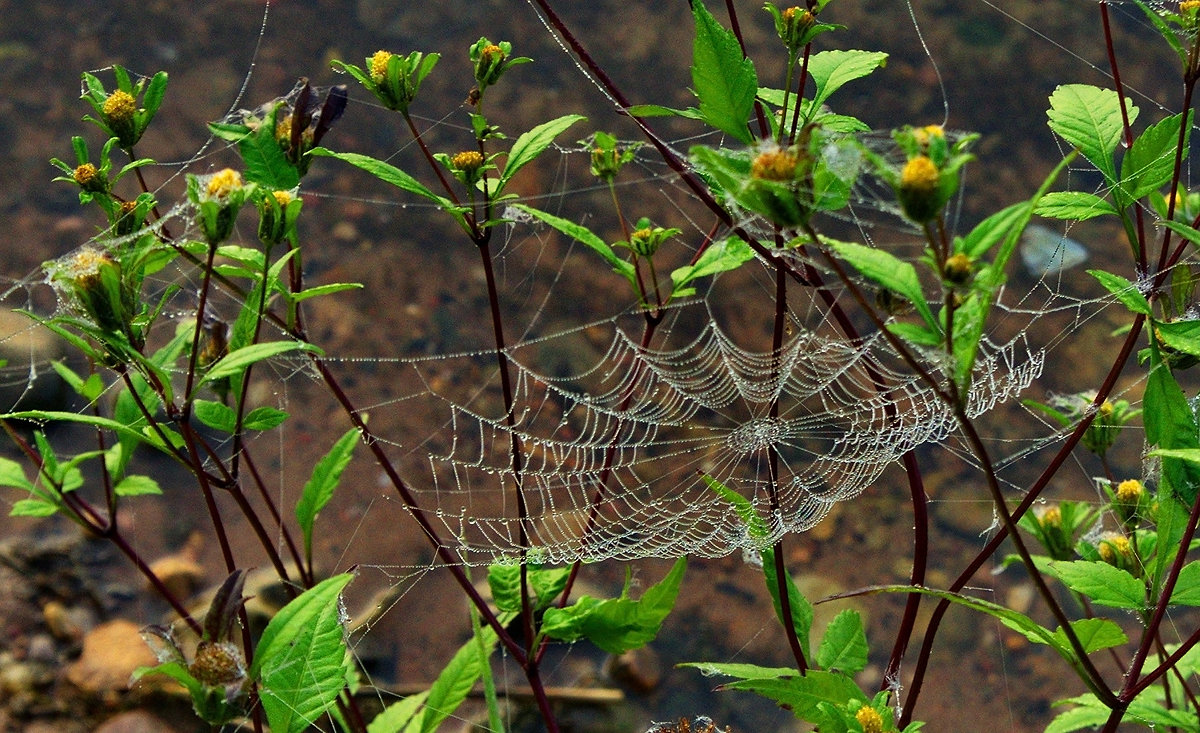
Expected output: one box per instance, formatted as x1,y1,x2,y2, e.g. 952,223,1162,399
899,312,1147,726
1101,481,1200,731
767,263,809,673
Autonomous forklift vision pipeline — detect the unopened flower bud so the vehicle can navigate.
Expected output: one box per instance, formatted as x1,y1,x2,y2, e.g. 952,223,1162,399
102,90,138,147
1097,533,1140,577
189,640,246,687
751,148,799,181
898,155,941,222
73,163,107,194
369,50,393,84
943,252,973,286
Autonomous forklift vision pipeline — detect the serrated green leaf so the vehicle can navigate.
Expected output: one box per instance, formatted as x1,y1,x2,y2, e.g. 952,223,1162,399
296,428,360,558
1051,618,1128,654
1048,560,1146,609
1033,191,1119,221
816,610,868,674
691,1,757,143
722,670,866,721
1047,84,1135,183
1122,111,1190,201
10,498,59,517
499,114,585,191
541,558,685,654
114,474,162,497
410,611,513,733
208,114,299,190
367,691,429,733
828,239,936,331
487,564,570,613
670,237,753,296
1087,269,1151,315
1144,356,1200,506
253,573,354,733
192,399,237,433
807,50,888,114
0,458,33,490
200,341,321,384
243,406,289,431
1167,560,1200,606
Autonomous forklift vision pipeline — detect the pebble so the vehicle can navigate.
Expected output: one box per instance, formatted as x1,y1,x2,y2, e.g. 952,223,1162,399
607,646,662,694
66,620,159,700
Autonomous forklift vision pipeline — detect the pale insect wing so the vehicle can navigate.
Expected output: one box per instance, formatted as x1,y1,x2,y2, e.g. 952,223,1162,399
1020,224,1088,274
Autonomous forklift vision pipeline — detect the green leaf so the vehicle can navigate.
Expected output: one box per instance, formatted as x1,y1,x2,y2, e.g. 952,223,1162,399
50,361,105,403
1122,111,1190,201
1087,269,1151,315
291,282,364,303
722,670,866,722
200,340,321,385
253,573,355,733
887,322,943,347
114,474,162,497
192,399,237,433
1033,191,1119,221
208,114,299,190
243,406,289,431
1167,560,1200,606
678,662,796,680
511,204,636,287
807,50,888,114
1144,356,1200,505
1047,84,1136,183
816,610,868,674
670,237,754,297
828,239,936,332
540,558,685,654
499,114,585,191
487,564,570,613
1154,319,1200,357
367,692,429,733
624,104,704,120
1048,560,1146,609
691,1,757,143
1050,618,1128,654
310,149,450,207
10,498,59,517
1162,218,1200,251
0,458,33,490
295,428,360,558
0,411,168,453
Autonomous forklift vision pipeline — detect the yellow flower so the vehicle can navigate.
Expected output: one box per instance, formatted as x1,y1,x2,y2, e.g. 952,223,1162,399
855,705,884,733
206,168,243,199
1116,479,1143,504
272,189,294,207
751,149,798,181
451,150,485,172
102,90,137,124
901,155,938,193
370,50,394,84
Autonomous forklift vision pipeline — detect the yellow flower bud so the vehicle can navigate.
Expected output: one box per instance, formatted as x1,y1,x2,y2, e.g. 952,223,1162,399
855,705,884,733
898,155,941,222
370,50,393,84
102,90,137,124
751,149,799,181
206,168,243,199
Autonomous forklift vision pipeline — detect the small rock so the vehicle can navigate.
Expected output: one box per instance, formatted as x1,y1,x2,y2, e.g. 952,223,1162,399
94,709,185,733
607,646,662,694
43,600,93,641
147,533,206,601
66,620,158,700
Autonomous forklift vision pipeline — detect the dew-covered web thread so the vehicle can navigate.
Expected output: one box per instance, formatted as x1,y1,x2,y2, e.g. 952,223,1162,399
354,299,1044,565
